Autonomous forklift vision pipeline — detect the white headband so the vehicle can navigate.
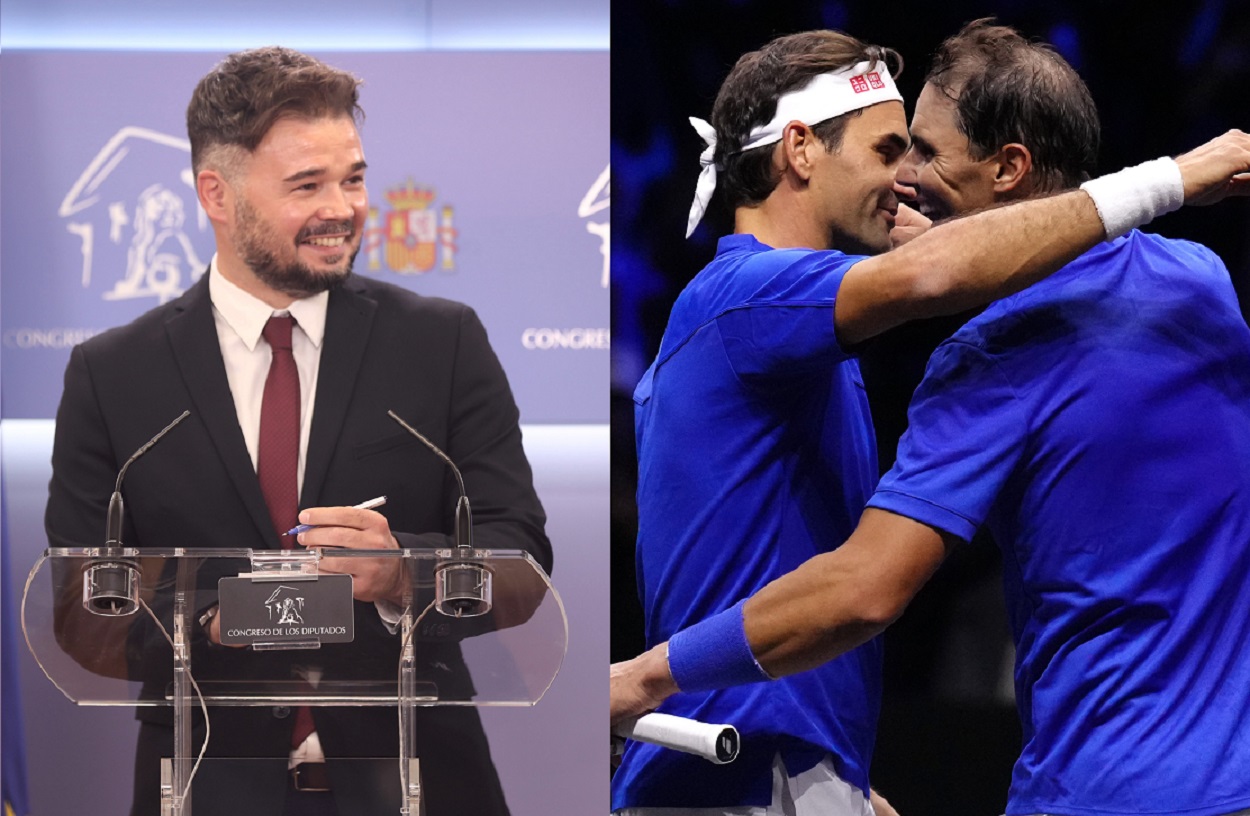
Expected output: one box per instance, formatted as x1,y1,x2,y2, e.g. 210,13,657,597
686,60,903,238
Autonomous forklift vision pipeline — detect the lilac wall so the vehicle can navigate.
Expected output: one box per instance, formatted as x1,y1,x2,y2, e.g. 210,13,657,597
1,51,608,423
1,47,607,816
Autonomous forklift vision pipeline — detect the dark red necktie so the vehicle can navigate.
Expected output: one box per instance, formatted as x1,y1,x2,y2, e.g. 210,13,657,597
257,315,316,749
258,315,300,545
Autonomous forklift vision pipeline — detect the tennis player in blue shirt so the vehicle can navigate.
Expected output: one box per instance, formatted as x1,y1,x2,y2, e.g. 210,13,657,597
613,20,1250,816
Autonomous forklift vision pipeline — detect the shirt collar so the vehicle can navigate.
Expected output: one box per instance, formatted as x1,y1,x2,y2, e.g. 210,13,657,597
719,233,773,254
208,254,329,350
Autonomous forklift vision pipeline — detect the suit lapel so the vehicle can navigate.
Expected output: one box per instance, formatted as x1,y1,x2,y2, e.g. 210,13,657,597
164,276,278,547
301,278,377,508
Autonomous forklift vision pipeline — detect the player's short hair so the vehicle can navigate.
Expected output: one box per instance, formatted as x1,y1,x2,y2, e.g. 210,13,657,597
926,18,1100,192
187,46,363,177
711,30,902,210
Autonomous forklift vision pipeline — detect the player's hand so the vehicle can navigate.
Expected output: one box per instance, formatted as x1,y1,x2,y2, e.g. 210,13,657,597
296,506,405,603
870,787,902,816
1176,129,1250,206
890,202,932,248
610,642,680,727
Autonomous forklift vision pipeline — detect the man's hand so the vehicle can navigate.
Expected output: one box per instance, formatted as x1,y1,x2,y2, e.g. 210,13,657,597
870,788,901,816
610,642,680,727
206,607,246,648
296,506,405,603
1177,129,1250,206
890,202,932,248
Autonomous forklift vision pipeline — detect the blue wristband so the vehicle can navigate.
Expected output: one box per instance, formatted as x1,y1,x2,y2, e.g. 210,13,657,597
667,599,772,693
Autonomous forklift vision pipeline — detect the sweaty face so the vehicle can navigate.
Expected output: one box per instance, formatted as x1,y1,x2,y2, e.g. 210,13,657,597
807,100,909,255
895,83,999,221
229,115,368,299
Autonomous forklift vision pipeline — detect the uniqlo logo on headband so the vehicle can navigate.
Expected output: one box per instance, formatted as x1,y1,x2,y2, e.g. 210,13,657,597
850,75,869,93
867,72,885,89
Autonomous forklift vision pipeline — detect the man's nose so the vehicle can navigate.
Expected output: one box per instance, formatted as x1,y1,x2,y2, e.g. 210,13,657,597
894,149,920,188
892,179,918,202
317,186,357,222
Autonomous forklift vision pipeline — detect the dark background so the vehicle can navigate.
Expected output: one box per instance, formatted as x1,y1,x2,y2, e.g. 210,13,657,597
610,1,1250,813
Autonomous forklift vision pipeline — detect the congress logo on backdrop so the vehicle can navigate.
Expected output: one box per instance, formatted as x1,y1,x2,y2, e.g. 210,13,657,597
364,179,456,274
580,165,610,289
59,127,212,306
521,165,611,353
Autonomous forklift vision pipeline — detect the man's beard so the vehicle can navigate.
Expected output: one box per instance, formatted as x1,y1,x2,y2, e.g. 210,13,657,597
235,196,358,299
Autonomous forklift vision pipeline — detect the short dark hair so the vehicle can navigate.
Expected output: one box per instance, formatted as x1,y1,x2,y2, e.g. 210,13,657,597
926,19,1099,192
710,30,902,210
187,46,363,175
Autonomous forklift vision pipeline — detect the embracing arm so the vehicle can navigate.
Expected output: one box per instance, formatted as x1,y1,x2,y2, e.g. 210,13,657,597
834,129,1250,345
744,509,954,676
834,189,1102,345
610,508,955,724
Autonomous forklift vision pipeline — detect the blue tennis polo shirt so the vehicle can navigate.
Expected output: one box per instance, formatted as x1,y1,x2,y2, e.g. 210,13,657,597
613,234,882,809
870,230,1250,816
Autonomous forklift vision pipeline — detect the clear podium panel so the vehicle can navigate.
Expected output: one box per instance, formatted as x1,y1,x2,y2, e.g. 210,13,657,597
22,547,567,707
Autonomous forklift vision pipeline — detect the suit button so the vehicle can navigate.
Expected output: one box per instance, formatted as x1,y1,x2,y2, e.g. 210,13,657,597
273,706,290,719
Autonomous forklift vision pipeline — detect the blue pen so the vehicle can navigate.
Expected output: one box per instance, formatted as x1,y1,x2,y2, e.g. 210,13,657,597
285,495,387,536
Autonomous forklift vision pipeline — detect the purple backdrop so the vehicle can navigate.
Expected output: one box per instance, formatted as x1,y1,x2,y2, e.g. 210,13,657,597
1,49,608,816
0,51,609,423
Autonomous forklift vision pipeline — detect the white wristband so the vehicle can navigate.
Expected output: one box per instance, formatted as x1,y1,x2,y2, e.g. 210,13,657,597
1080,157,1184,241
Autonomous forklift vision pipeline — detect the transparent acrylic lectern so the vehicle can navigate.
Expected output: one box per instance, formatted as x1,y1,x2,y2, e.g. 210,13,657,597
22,546,567,816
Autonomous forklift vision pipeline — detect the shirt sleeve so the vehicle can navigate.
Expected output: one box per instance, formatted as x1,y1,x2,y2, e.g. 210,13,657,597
715,251,860,379
868,340,1027,542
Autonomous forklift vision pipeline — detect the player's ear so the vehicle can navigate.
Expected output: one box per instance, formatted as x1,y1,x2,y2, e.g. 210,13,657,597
781,121,819,182
992,143,1033,195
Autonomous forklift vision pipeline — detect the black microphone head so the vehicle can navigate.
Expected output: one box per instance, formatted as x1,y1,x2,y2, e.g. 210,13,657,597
105,491,125,547
454,494,473,551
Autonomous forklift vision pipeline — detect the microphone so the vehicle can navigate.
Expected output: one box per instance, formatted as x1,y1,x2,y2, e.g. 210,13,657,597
387,410,491,617
105,410,191,546
84,410,191,616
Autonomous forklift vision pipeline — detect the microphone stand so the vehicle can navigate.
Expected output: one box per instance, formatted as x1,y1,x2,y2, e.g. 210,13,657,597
82,410,191,616
387,410,492,618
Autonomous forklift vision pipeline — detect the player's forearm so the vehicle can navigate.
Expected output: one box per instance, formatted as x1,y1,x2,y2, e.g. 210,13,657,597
743,548,901,678
852,128,1250,342
892,189,1104,317
614,510,951,719
608,555,889,725
835,152,1211,345
745,509,954,676
834,189,1104,348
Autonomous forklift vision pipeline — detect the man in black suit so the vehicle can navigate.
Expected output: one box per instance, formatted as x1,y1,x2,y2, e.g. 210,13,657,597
45,46,550,816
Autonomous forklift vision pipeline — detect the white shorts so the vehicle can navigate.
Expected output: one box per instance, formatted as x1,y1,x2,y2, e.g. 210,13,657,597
615,753,876,816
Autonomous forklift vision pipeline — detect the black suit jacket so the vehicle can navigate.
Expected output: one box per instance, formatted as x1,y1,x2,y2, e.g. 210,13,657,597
46,272,550,815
